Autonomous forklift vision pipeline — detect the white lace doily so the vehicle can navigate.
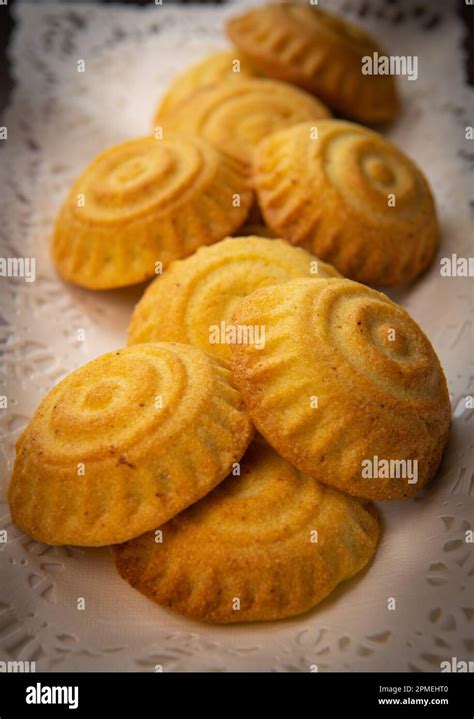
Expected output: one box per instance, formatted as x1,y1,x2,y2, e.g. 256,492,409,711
0,0,472,672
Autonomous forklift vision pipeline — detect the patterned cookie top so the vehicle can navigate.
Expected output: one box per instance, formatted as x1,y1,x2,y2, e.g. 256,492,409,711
112,438,380,623
155,49,259,119
226,3,399,123
160,78,330,165
9,343,254,546
254,120,438,286
230,278,451,501
127,236,340,360
52,135,253,289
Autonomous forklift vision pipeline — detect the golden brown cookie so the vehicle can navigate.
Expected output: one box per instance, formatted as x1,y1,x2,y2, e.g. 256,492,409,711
159,78,330,166
226,3,399,123
111,438,380,623
127,236,340,361
254,121,438,286
155,50,259,119
230,279,451,501
52,135,253,289
9,343,253,546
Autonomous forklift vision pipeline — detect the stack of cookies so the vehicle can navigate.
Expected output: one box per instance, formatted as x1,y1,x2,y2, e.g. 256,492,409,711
9,3,451,624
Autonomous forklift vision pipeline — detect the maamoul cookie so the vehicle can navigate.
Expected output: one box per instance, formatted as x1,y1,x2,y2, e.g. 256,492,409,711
230,279,451,501
254,121,438,286
159,79,330,166
226,3,399,123
9,343,253,546
112,438,380,623
127,236,340,361
52,135,253,289
156,50,259,119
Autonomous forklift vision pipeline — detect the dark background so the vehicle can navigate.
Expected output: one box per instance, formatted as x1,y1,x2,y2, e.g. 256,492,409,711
0,0,473,120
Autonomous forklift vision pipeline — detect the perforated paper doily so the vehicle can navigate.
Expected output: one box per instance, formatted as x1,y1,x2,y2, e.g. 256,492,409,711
0,0,473,672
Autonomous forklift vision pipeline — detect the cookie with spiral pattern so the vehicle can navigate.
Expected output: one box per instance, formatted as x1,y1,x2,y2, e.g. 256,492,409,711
9,343,254,546
127,236,340,361
254,121,438,286
226,3,399,123
52,135,253,289
155,50,259,119
159,79,330,166
111,438,380,623
230,279,451,501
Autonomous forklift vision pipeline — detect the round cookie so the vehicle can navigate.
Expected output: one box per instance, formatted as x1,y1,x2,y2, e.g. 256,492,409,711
159,78,331,166
230,279,451,501
111,438,380,623
9,343,254,546
254,121,438,287
52,135,253,289
127,236,340,361
155,49,259,119
226,3,399,123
